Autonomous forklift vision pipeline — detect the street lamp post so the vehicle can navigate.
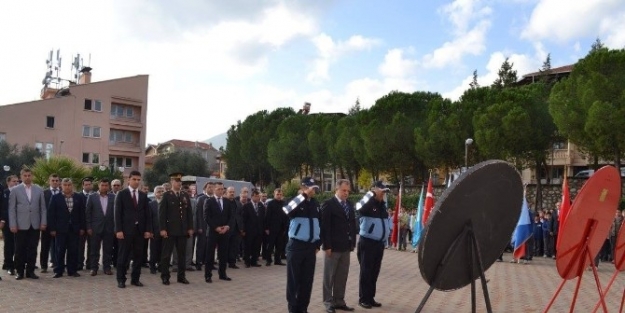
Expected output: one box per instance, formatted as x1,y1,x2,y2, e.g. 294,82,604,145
465,138,474,172
2,165,10,185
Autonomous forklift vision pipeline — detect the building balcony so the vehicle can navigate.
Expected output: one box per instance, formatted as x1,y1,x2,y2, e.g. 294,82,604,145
109,141,141,153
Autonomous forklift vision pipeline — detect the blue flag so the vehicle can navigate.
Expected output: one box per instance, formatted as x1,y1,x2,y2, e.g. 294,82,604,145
511,197,532,259
412,185,425,247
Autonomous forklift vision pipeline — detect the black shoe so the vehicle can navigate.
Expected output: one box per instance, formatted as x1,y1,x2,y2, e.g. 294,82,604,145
7,269,15,276
177,277,190,284
326,307,336,313
15,274,24,280
90,270,98,276
162,278,170,285
53,273,63,278
251,264,261,267
205,277,212,283
358,302,372,309
131,281,144,287
186,267,195,272
334,305,355,311
265,262,272,266
41,268,48,273
117,281,126,288
195,264,202,271
70,273,81,277
219,276,232,281
245,264,251,268
371,301,382,307
228,264,239,269
26,272,39,279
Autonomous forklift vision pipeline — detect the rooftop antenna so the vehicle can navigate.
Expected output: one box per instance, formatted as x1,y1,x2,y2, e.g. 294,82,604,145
42,48,63,89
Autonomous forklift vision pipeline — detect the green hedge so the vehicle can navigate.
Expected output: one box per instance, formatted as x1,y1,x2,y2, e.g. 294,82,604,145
313,191,422,210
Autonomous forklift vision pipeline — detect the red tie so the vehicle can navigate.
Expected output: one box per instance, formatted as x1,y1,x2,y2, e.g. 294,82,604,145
132,190,138,208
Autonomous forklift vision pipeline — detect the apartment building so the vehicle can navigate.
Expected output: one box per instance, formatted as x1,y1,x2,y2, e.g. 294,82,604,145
0,69,149,175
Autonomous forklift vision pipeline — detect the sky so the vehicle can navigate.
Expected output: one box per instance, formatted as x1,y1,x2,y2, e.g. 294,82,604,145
1,0,624,146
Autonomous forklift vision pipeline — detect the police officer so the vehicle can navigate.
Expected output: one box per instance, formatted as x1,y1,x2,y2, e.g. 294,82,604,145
159,173,194,285
356,181,390,309
284,177,322,313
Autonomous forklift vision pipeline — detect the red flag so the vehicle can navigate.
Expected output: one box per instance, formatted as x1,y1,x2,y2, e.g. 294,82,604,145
391,184,402,246
513,243,526,260
422,176,435,225
556,177,571,250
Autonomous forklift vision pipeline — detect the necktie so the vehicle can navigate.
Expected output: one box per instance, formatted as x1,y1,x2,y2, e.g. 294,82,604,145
254,203,258,216
52,188,58,195
341,201,350,218
132,190,138,207
217,198,222,211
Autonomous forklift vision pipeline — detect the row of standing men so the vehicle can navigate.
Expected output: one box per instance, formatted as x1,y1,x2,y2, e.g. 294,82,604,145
1,169,394,313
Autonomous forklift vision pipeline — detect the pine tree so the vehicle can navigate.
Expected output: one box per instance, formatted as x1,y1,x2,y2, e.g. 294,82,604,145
469,70,479,89
491,58,518,89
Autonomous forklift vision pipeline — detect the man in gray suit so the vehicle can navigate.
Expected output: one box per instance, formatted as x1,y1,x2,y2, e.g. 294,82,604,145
8,168,47,280
86,178,115,276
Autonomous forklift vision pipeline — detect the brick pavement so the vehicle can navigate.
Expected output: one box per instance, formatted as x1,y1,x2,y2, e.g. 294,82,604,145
0,238,624,313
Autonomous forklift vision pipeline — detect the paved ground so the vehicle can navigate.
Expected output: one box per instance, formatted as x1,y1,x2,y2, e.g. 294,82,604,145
0,238,624,313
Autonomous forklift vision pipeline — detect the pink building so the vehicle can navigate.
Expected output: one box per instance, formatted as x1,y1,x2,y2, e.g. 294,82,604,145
0,69,149,176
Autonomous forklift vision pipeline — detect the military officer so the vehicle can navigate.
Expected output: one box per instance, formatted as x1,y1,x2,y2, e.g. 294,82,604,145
159,173,194,285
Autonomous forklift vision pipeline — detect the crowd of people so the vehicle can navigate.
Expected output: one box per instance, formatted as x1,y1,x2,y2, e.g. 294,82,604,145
0,169,395,313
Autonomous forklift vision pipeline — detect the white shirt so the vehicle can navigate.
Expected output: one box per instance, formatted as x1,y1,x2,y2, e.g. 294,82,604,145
99,193,109,214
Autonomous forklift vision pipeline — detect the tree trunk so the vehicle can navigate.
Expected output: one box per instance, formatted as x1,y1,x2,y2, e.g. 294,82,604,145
534,161,542,212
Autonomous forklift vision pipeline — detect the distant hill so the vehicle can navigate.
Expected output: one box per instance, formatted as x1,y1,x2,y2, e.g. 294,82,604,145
203,132,227,150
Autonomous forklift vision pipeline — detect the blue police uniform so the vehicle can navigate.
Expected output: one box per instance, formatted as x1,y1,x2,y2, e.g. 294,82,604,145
285,193,321,313
357,196,390,307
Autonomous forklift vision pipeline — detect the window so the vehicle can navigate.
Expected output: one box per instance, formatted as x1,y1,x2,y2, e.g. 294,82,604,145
92,127,101,138
0,132,5,141
46,116,55,128
94,100,102,112
125,158,132,168
92,153,99,164
126,107,133,117
124,132,132,143
82,153,90,163
553,141,566,149
35,142,43,152
111,103,137,118
84,126,101,138
84,99,92,110
83,126,91,137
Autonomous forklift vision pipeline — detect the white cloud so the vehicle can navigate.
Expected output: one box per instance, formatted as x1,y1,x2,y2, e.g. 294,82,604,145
307,34,380,83
378,48,419,78
422,0,492,68
522,0,625,47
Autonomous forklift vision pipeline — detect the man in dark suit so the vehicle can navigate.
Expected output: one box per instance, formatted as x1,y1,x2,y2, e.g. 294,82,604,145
48,178,86,278
1,175,19,276
194,182,213,270
264,188,287,266
78,176,94,270
159,173,194,285
203,182,235,283
241,190,265,268
114,170,152,288
86,178,115,276
149,185,164,274
9,168,47,280
110,179,122,268
229,187,247,268
41,173,60,273
321,179,358,312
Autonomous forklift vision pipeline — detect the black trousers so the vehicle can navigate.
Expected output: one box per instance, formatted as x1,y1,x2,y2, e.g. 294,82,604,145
55,231,80,275
111,239,118,267
357,237,384,304
40,229,55,269
161,235,187,279
90,232,114,271
14,227,40,275
243,233,262,266
266,231,285,263
78,233,91,269
286,239,317,313
195,232,206,265
2,227,15,270
228,231,241,265
149,235,162,269
205,232,229,278
116,231,145,283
